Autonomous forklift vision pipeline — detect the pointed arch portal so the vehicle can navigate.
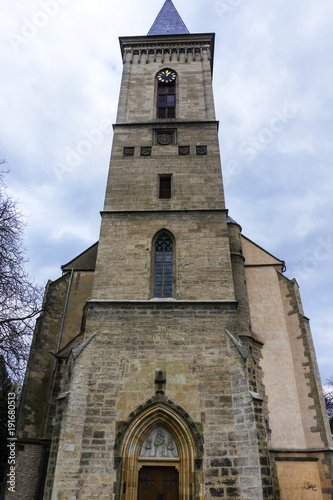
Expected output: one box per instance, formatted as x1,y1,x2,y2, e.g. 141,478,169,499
114,400,203,500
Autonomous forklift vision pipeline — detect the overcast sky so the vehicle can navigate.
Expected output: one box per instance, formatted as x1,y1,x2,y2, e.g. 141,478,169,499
1,0,332,383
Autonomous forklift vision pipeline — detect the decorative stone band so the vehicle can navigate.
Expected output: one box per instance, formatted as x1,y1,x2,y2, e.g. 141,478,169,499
122,44,211,64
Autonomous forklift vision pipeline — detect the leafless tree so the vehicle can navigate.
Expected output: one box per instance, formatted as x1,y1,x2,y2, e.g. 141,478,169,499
0,166,43,378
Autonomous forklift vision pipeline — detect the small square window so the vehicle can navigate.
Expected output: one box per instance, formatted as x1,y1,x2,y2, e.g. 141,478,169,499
159,175,172,199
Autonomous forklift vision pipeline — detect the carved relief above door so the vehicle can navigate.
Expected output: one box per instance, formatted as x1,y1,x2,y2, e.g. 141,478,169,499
140,427,179,458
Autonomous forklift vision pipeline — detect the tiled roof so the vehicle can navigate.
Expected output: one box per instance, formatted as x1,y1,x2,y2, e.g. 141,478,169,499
148,0,189,36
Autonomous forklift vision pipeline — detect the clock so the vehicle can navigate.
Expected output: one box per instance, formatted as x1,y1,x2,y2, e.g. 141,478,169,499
157,69,177,84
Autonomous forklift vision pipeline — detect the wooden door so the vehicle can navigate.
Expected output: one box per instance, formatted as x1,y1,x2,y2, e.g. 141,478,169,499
138,466,179,500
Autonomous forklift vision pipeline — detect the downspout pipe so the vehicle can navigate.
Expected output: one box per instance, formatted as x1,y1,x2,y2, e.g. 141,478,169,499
53,268,74,371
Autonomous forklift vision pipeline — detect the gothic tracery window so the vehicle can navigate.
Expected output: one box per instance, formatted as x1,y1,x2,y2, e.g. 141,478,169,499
154,232,173,298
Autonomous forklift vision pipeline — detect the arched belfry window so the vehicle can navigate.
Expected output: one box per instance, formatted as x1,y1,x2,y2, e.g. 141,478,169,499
156,69,177,119
154,231,173,298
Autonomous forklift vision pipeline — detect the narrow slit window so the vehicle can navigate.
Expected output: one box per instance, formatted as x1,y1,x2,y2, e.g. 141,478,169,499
159,175,172,199
155,233,173,298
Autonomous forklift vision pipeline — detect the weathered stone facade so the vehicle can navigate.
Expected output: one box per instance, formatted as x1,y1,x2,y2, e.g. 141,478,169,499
5,2,332,499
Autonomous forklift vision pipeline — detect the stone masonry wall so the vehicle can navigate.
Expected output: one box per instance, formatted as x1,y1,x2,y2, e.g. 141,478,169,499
103,123,224,212
46,301,268,499
16,271,94,441
8,271,94,500
92,211,234,301
116,38,215,123
16,277,69,440
227,222,252,336
4,444,42,500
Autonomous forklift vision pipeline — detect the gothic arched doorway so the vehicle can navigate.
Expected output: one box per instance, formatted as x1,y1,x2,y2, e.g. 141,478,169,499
115,401,203,500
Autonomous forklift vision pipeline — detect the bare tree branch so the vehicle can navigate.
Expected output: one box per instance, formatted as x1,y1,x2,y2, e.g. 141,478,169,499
0,169,43,379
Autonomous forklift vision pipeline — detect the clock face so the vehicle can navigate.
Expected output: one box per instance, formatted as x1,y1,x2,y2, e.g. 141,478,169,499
157,69,177,84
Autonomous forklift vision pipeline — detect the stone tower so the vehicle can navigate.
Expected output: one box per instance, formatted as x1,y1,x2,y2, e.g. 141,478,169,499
7,1,333,499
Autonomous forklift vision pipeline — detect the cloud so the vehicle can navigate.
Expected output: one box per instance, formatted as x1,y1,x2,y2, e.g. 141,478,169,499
1,0,332,382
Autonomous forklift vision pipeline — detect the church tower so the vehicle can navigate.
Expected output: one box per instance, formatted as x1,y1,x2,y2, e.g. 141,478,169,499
8,1,333,499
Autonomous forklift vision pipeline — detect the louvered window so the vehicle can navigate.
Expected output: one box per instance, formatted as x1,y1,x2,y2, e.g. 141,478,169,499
155,233,173,298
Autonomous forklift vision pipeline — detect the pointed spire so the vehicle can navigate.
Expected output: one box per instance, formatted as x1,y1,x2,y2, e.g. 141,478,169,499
148,0,190,36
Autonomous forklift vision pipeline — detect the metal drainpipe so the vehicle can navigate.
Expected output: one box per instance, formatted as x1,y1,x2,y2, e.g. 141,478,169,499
53,268,74,371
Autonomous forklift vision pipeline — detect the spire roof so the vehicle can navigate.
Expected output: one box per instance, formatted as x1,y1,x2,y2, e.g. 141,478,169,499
148,0,190,36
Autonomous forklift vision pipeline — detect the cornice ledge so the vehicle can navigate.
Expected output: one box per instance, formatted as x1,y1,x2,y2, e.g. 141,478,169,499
113,120,219,128
87,299,237,305
100,209,228,215
119,32,215,47
119,33,215,72
244,263,285,269
269,447,333,453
